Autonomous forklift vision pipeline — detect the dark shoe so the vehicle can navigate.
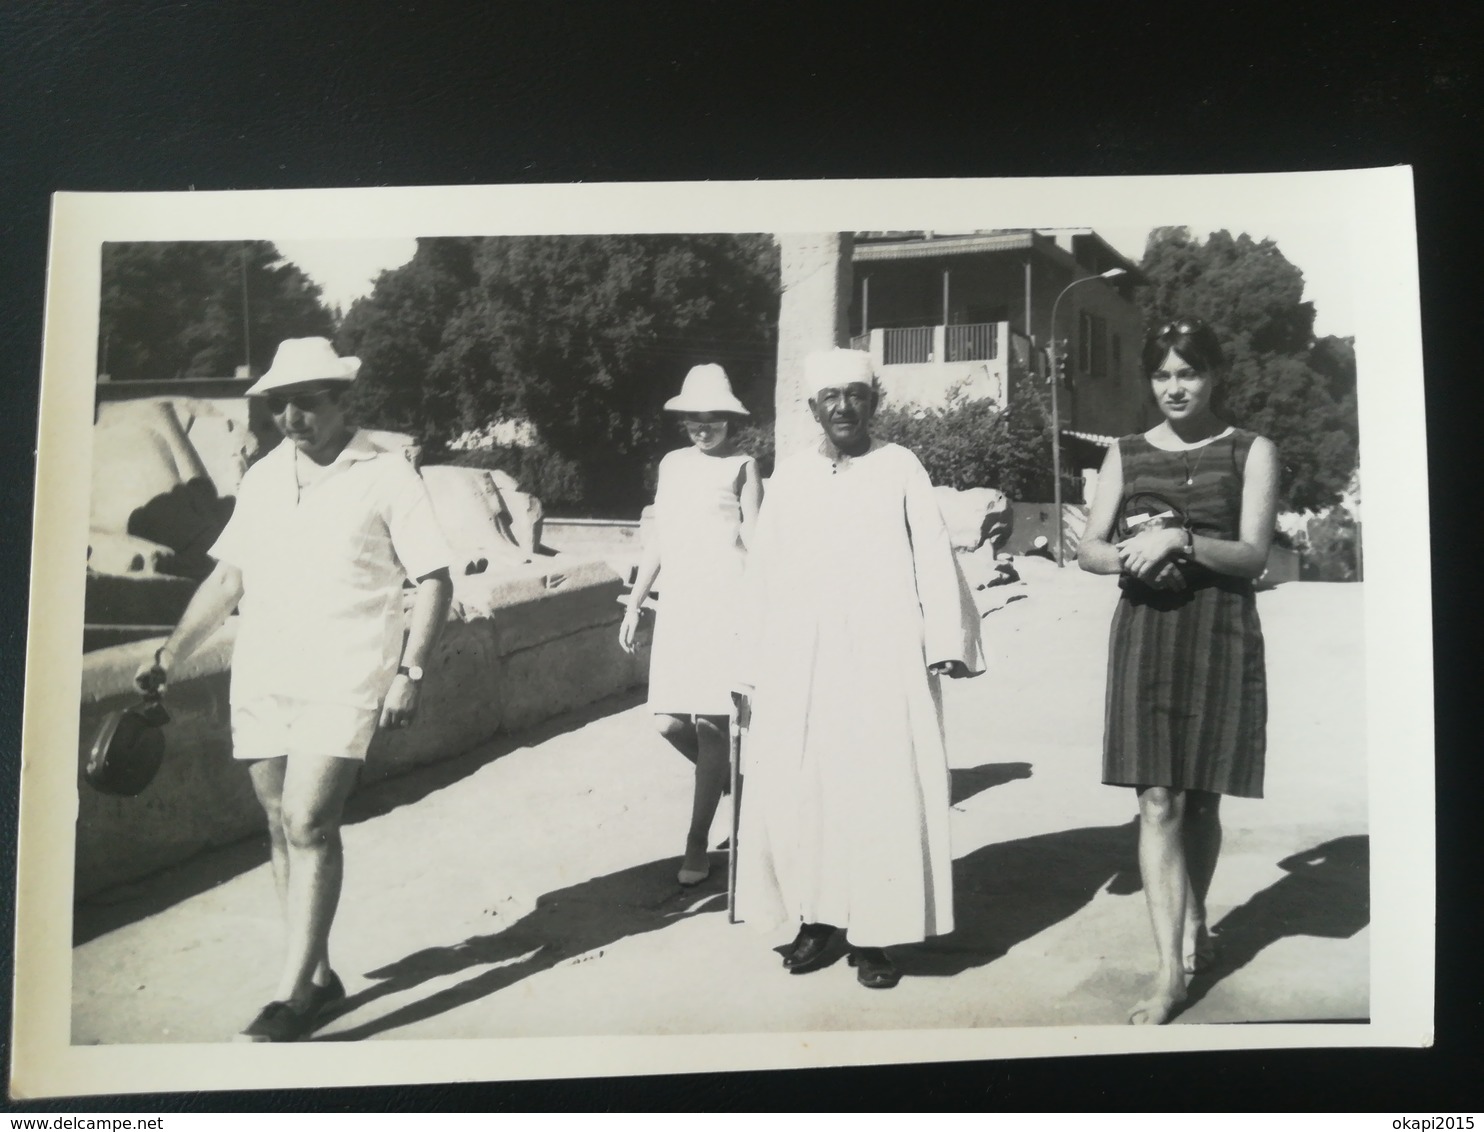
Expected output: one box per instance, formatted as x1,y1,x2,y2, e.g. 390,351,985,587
782,923,837,974
848,947,901,989
307,971,346,1014
236,1000,320,1043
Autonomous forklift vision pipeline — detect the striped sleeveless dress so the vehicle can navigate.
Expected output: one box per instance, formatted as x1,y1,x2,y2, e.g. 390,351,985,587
1102,428,1267,798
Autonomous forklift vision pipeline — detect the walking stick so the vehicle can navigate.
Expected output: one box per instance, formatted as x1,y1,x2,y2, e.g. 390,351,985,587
727,701,745,924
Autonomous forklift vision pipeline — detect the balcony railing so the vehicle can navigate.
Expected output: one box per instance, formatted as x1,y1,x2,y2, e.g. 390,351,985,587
883,326,934,365
946,322,998,362
854,323,1003,365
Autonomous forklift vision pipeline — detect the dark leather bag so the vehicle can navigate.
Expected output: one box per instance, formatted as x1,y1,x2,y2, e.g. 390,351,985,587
85,692,171,796
1116,489,1187,541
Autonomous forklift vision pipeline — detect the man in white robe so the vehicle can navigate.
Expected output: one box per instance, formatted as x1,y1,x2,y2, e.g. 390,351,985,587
734,348,985,989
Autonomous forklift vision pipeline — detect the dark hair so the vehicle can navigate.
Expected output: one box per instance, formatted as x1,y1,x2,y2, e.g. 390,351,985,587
1141,316,1227,376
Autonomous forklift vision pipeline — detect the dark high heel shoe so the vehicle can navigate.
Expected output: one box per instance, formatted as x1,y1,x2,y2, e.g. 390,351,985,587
848,947,901,989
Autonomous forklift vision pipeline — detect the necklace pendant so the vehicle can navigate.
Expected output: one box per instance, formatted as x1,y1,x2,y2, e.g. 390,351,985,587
1185,476,1193,486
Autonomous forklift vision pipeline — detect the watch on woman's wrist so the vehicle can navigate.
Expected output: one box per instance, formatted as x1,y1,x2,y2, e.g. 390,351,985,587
397,664,423,683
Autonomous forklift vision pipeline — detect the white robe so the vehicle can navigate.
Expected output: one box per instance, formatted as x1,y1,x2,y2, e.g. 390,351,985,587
735,440,985,947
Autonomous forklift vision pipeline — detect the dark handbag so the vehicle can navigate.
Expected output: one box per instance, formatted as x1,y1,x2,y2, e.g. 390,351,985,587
1116,490,1187,541
85,690,171,797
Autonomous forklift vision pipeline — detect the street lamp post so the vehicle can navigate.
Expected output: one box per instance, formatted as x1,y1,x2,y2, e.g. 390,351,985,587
1047,267,1127,566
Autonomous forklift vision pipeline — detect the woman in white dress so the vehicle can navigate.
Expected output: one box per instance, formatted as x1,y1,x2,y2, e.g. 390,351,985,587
620,365,762,885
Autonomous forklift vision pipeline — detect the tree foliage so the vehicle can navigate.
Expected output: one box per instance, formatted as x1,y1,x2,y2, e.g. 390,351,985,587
99,241,334,381
874,378,1053,499
1138,227,1358,512
336,238,481,438
337,234,779,513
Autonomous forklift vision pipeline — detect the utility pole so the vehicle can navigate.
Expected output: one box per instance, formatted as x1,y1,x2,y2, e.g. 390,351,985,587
1047,267,1127,566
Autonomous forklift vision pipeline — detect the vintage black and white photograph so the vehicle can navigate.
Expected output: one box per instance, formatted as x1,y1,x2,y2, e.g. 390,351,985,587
12,173,1431,1097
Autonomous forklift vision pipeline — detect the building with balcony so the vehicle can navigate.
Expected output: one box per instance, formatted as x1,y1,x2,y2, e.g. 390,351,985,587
848,229,1152,499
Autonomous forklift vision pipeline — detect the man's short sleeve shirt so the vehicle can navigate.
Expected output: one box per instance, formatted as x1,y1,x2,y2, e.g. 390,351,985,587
209,432,452,709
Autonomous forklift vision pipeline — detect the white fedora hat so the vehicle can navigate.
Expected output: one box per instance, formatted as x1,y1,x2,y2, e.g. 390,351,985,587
804,347,875,392
663,364,749,416
246,337,361,396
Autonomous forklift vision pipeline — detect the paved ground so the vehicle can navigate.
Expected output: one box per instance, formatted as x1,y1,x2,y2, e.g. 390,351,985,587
72,564,1369,1044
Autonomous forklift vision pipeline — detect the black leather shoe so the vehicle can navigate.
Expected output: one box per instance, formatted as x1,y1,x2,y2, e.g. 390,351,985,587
782,924,837,974
236,1000,319,1043
307,971,346,1014
848,947,901,989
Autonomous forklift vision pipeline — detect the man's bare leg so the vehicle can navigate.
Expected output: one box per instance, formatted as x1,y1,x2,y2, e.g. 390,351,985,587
271,754,361,1006
248,758,290,913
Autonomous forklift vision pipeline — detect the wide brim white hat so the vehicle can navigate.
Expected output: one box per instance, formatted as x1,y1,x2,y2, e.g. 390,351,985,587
804,347,875,392
246,337,362,396
663,363,749,416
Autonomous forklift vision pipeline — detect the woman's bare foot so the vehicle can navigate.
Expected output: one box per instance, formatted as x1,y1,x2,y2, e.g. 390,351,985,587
1128,976,1188,1025
1183,924,1217,975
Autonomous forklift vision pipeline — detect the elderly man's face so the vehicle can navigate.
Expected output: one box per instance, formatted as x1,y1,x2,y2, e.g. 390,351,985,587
809,382,877,450
264,381,352,464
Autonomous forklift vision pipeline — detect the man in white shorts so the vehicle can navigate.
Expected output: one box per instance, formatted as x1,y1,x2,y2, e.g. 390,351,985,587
137,337,454,1042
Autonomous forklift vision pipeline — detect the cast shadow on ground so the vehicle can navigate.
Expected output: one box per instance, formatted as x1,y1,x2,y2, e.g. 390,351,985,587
894,818,1142,978
1180,834,1370,1018
72,687,649,945
950,762,1032,807
319,762,1040,1037
316,855,728,1041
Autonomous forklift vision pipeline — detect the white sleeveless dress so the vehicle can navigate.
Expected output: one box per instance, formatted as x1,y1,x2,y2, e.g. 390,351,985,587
647,446,754,716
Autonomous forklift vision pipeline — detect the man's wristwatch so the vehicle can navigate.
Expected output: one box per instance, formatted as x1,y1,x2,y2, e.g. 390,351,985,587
397,664,424,683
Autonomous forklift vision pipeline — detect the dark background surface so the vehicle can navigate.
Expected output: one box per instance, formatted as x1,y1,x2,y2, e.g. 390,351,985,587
1,0,1478,1112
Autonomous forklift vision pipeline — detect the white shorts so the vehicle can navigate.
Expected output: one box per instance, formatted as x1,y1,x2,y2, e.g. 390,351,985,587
231,695,380,762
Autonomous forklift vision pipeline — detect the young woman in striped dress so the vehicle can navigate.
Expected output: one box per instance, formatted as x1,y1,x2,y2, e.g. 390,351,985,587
1079,317,1281,1025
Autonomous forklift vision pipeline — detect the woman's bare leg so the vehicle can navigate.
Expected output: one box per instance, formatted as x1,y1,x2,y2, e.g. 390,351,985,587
680,714,729,878
1131,785,1190,1024
1181,789,1223,973
655,713,699,764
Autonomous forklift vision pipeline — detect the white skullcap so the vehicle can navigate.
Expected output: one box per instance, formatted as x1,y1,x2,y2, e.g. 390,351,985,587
804,348,875,392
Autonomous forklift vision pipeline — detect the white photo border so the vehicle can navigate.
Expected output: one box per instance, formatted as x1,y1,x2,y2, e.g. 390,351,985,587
12,170,1432,1098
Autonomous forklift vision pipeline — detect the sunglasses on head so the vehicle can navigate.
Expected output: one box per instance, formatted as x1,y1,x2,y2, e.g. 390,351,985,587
1158,318,1206,337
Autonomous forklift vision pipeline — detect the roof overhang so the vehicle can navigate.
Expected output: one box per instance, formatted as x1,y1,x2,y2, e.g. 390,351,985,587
854,232,1037,262
1062,428,1118,448
853,229,1146,285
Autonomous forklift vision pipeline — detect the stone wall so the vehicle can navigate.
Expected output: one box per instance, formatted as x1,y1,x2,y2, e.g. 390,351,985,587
75,556,648,897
